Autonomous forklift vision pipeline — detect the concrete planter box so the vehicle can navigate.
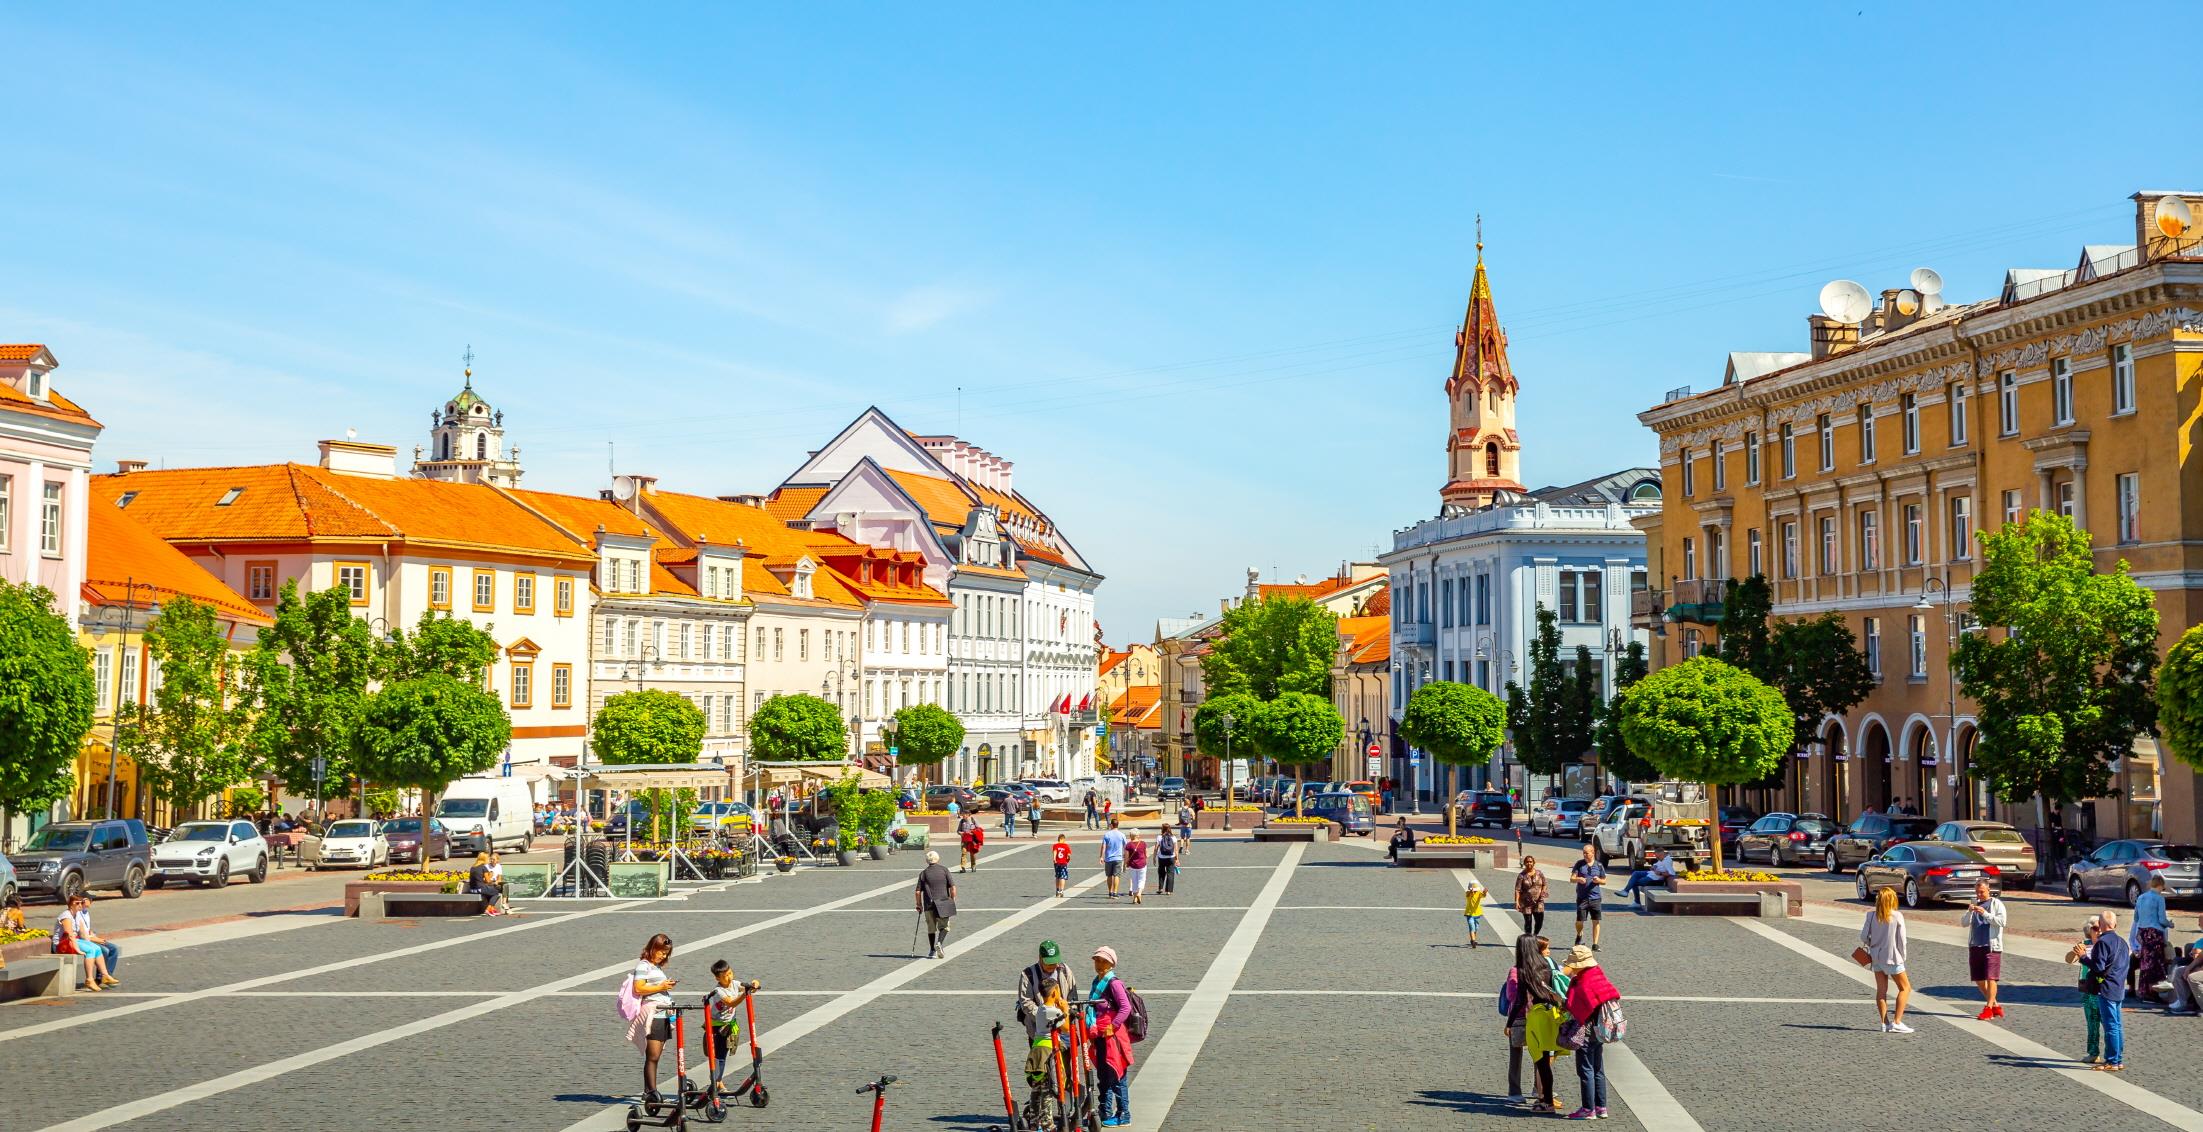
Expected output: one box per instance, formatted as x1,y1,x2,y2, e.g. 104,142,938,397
1665,878,1803,915
501,862,552,900
344,880,452,917
1394,845,1511,870
906,814,964,834
1193,811,1267,830
1251,824,1329,843
609,859,671,898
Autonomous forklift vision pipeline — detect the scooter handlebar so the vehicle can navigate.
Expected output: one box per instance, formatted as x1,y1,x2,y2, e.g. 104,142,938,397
855,1074,899,1094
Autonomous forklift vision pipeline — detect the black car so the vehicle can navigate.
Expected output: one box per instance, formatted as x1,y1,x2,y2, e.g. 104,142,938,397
1735,812,1838,867
1717,806,1760,852
1825,814,1940,873
923,785,980,812
979,785,1036,812
1455,791,1513,830
1157,777,1187,801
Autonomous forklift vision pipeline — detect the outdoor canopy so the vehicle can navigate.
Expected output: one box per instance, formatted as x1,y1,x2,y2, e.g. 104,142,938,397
745,760,891,789
569,762,738,793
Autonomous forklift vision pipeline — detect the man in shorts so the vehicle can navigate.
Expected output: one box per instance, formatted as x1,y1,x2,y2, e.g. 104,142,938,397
1571,843,1606,952
1099,817,1128,900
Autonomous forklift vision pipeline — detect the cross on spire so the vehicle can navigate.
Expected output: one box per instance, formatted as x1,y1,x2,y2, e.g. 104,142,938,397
462,344,475,385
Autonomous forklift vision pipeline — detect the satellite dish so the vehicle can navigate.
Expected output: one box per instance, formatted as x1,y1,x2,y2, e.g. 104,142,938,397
1819,279,1872,324
1895,289,1920,317
611,475,637,502
1909,267,1944,296
2159,196,2195,239
345,427,358,441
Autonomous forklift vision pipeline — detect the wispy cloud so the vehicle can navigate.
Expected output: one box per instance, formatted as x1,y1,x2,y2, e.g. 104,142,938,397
884,283,993,334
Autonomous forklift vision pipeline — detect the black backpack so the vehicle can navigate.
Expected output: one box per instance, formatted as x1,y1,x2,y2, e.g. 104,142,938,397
1119,981,1150,1043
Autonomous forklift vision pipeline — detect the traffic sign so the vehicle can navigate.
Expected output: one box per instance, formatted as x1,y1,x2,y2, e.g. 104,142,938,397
1365,742,1380,757
310,756,326,780
1409,753,1422,768
889,746,899,757
1365,755,1382,778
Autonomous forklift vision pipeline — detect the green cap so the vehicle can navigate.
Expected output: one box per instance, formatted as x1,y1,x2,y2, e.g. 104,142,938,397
1038,939,1061,961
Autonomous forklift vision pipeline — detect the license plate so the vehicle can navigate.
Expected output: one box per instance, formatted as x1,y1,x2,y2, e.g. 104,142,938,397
1952,870,1978,878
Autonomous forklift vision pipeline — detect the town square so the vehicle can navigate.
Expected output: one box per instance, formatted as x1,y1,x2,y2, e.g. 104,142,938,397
3,7,2202,1132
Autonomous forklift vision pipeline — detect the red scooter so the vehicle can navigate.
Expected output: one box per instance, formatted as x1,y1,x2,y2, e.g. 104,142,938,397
856,1074,898,1132
625,1005,722,1131
714,992,768,1109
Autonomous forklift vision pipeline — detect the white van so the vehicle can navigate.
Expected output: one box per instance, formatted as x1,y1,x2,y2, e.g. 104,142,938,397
435,776,536,853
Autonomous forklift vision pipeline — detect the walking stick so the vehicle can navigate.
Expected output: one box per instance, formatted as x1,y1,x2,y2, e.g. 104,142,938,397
912,909,924,958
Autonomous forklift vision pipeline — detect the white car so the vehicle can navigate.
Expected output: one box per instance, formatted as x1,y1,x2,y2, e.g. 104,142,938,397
1019,779,1073,805
149,820,269,888
302,819,390,870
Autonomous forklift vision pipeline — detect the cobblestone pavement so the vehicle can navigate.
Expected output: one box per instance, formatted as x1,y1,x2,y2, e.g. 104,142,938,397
5,833,2201,1131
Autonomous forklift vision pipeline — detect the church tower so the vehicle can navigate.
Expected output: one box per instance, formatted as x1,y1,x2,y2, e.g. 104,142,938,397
1439,226,1525,510
413,350,524,488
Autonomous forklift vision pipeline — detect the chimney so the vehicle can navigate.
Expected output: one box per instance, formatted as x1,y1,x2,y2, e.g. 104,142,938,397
317,438,399,478
1879,288,1923,333
1808,315,1860,360
114,459,148,475
719,493,767,508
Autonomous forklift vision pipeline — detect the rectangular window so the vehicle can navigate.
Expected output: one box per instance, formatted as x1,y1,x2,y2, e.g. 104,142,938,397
727,626,741,660
1901,393,1920,454
623,619,637,657
2117,473,2140,545
1682,537,1697,580
2052,358,2074,425
1680,448,1694,497
94,648,112,711
246,561,277,602
677,623,692,660
2112,344,2136,415
473,569,495,612
1441,578,1455,628
1745,431,1760,484
650,621,665,657
510,662,533,709
1711,439,1726,491
1998,371,2018,435
1817,413,1834,471
1476,575,1490,625
1864,617,1882,680
800,628,811,661
1950,496,1972,560
40,482,62,554
551,663,572,708
513,572,536,614
1858,510,1879,572
1818,516,1836,575
1747,528,1763,577
120,649,139,707
1908,616,1927,678
429,566,451,609
602,620,616,656
2003,489,2022,526
336,561,370,606
1903,504,1923,565
0,474,10,550
723,697,736,732
701,625,715,661
1858,406,1876,463
773,628,783,661
756,627,766,661
2058,480,2076,519
1779,424,1796,479
555,577,574,616
1708,529,1726,581
1781,521,1799,579
1581,569,1602,624
1949,382,1969,444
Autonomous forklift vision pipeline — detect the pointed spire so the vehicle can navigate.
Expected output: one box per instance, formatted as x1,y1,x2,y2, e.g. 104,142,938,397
1450,222,1515,394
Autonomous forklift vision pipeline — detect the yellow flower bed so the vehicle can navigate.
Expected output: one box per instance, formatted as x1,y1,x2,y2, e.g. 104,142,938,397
363,869,468,883
0,927,46,947
1678,870,1782,883
1664,818,1712,826
1421,835,1498,845
907,809,957,817
1270,817,1331,825
1208,804,1266,813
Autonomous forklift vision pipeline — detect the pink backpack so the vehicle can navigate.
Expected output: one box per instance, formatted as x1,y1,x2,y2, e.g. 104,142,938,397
615,974,642,1022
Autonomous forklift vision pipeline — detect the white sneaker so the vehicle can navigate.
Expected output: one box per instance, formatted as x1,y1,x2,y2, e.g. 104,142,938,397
1887,1022,1915,1034
1879,1022,1892,1033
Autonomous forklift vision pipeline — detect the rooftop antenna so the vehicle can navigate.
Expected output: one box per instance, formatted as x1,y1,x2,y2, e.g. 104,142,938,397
1818,279,1872,324
2157,196,2195,239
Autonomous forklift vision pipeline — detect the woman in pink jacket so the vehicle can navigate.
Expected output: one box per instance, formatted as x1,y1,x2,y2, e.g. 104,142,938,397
1560,944,1621,1120
1088,946,1136,1127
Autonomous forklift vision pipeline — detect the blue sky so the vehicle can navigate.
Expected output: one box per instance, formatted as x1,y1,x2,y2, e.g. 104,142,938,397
6,6,2193,637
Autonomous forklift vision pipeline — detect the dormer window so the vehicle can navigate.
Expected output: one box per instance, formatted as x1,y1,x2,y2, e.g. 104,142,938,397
793,564,814,600
25,369,47,400
217,487,245,506
116,492,137,509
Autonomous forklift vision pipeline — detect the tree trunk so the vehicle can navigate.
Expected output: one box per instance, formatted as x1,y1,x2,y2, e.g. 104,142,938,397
1446,763,1458,838
1707,787,1723,873
1293,765,1305,819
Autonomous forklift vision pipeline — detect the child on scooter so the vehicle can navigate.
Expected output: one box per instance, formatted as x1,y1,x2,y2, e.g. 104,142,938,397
704,960,761,1097
1022,983,1069,1125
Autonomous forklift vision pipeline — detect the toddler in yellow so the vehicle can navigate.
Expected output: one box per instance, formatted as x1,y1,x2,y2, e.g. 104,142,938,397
1463,878,1487,948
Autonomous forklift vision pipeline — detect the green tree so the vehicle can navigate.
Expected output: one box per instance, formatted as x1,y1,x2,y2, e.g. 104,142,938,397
1399,680,1507,836
2156,624,2203,773
1715,575,1776,677
353,674,512,846
1200,597,1339,701
1505,605,1597,776
1192,691,1264,801
383,611,500,684
889,703,963,772
749,693,848,761
243,581,379,804
1954,511,2159,835
1593,640,1659,784
1250,691,1343,816
591,689,708,764
0,580,96,833
117,597,250,821
1613,656,1793,870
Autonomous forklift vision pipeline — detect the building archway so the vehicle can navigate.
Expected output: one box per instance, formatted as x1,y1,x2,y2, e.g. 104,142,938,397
1859,720,1892,815
1818,719,1848,822
1953,722,1983,821
1901,718,1936,817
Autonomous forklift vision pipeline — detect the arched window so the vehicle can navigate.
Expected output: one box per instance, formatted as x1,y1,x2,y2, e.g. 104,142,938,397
1484,442,1500,477
475,433,488,460
437,434,449,461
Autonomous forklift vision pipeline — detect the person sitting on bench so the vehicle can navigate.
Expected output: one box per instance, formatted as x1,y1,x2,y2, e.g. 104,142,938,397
1618,850,1680,908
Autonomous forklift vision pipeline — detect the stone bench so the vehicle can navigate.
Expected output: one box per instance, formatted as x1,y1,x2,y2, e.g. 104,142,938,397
1642,890,1786,917
0,956,81,1003
376,892,488,918
1393,846,1512,870
1251,824,1329,843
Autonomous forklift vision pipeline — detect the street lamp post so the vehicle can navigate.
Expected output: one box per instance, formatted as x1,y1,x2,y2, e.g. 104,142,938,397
1473,635,1518,796
1222,711,1237,831
1915,577,1965,820
88,578,141,821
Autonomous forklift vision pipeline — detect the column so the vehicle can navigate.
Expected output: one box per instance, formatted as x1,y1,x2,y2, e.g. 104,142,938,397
2038,468,2055,512
2070,464,2089,532
18,458,42,586
63,466,88,630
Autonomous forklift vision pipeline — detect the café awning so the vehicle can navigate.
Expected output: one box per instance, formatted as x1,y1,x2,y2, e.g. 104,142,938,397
570,763,736,792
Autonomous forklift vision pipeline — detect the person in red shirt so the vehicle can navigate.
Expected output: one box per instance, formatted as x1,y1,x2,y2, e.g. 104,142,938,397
1051,835,1073,898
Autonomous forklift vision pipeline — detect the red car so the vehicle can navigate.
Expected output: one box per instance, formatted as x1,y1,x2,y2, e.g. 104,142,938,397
379,817,452,864
1343,780,1382,811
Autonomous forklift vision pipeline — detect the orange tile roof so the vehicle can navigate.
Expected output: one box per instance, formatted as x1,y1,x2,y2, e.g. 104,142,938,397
883,470,980,527
0,345,47,363
956,562,1026,580
1109,685,1161,729
1098,649,1130,677
650,558,698,598
84,499,269,626
640,489,865,609
1258,577,1354,601
1011,535,1067,566
763,486,827,523
506,488,656,541
1337,614,1391,666
0,376,98,427
1362,585,1391,616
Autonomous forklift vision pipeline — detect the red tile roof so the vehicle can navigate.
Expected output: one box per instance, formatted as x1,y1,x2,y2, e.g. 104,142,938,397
83,497,269,626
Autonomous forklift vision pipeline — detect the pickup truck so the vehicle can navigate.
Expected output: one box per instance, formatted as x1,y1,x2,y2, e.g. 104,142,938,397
1590,788,1713,870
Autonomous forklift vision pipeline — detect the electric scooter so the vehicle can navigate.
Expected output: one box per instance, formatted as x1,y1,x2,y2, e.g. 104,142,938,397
717,990,769,1109
626,1005,720,1132
856,1074,898,1132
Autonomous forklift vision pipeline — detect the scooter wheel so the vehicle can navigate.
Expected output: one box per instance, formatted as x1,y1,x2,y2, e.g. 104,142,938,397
702,1094,726,1123
750,1085,768,1108
624,1110,643,1132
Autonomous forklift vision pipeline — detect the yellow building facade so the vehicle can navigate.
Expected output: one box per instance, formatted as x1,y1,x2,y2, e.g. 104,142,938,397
1638,191,2203,843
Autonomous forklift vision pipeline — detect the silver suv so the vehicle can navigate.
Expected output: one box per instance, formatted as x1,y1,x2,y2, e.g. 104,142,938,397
6,820,153,901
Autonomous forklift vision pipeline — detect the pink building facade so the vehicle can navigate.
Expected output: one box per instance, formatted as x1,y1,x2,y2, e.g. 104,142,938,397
0,345,100,624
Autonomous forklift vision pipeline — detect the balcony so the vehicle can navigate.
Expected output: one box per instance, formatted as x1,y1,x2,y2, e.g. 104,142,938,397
1397,621,1434,648
1663,578,1729,626
1629,586,1663,629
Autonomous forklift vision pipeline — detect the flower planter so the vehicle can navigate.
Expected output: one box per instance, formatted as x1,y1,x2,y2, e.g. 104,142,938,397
344,880,451,917
1393,845,1511,870
500,862,552,900
835,849,858,867
906,814,965,834
775,858,797,874
867,844,890,861
1663,877,1803,916
1192,810,1269,830
1251,823,1329,843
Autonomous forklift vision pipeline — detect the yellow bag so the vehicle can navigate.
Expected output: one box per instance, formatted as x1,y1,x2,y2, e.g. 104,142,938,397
1525,1002,1573,1058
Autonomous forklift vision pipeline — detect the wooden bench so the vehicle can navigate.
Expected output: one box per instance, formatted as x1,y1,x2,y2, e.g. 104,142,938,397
1641,890,1786,918
0,956,81,1003
379,892,488,918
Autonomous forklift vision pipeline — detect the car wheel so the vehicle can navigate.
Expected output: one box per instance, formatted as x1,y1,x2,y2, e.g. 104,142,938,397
2069,874,2088,902
0,881,12,905
146,875,167,890
523,834,533,852
121,866,145,899
1825,849,1843,874
1855,871,1869,901
437,843,449,862
211,859,232,889
1902,879,1921,909
2126,881,2143,908
60,871,86,903
250,855,268,884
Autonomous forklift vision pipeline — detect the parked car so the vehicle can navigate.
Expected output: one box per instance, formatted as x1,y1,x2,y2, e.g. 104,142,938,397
1453,790,1514,830
1020,779,1074,805
1342,781,1382,810
1157,777,1188,801
1931,821,2038,889
604,799,657,837
1578,795,1622,842
381,817,452,864
302,819,389,870
689,801,757,835
1717,805,1760,853
434,776,537,853
924,785,980,812
1534,798,1593,838
1855,841,2002,908
979,785,1036,811
0,854,14,904
149,820,269,889
2067,839,2203,905
1825,814,1940,873
1735,813,1839,867
6,819,152,900
1302,791,1375,836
